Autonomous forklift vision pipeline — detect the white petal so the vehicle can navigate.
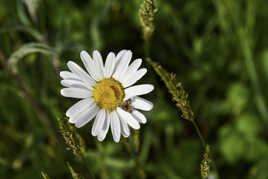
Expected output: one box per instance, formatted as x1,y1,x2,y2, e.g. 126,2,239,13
104,52,116,78
80,51,94,76
61,88,92,99
115,49,127,66
66,98,92,117
92,50,104,80
69,107,88,123
80,50,93,62
110,111,121,143
69,101,95,123
121,58,142,81
93,50,104,66
132,110,147,124
67,61,95,86
122,68,147,88
124,84,154,100
132,97,153,111
80,50,99,81
60,71,82,82
74,104,99,128
117,107,140,130
120,117,130,137
68,101,95,123
97,112,110,141
61,80,93,90
113,50,132,81
91,109,106,136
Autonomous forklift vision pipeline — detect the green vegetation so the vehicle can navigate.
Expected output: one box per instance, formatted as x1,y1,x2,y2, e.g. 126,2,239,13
1,0,268,178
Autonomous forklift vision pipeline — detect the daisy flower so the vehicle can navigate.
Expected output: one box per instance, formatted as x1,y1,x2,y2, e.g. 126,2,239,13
60,50,154,142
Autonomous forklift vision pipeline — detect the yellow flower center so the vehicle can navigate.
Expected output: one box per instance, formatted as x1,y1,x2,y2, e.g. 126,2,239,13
93,78,125,111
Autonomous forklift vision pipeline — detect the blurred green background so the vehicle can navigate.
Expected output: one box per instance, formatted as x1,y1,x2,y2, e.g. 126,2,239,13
1,0,268,178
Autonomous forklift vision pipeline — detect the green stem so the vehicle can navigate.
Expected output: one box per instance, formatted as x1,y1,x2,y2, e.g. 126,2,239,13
127,135,146,179
192,119,221,179
144,39,151,58
191,119,206,148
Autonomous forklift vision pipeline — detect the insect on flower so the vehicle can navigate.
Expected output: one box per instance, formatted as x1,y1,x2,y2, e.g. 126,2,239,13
60,50,154,142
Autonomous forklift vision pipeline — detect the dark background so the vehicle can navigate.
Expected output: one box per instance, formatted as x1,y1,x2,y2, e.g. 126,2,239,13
1,0,268,178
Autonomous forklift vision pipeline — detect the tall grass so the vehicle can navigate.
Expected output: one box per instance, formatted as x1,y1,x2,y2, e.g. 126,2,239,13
1,0,268,178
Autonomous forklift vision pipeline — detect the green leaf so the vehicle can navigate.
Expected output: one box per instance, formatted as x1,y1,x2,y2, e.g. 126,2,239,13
254,159,268,179
226,82,249,114
245,137,268,162
219,129,246,163
23,0,40,22
16,0,31,26
236,113,261,137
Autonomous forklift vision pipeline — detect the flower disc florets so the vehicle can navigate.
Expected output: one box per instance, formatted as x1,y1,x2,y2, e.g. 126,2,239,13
93,78,124,111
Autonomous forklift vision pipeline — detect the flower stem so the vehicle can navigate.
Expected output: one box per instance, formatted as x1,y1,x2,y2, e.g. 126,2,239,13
125,134,146,179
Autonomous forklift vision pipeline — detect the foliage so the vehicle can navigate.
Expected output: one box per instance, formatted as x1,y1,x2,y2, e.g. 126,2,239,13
1,0,268,178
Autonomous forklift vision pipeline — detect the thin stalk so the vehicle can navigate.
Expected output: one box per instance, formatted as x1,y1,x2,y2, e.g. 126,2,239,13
144,39,151,58
126,135,146,179
191,119,221,179
191,119,206,148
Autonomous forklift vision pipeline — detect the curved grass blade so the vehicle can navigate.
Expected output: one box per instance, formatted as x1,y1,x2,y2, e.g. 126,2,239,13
8,43,57,73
